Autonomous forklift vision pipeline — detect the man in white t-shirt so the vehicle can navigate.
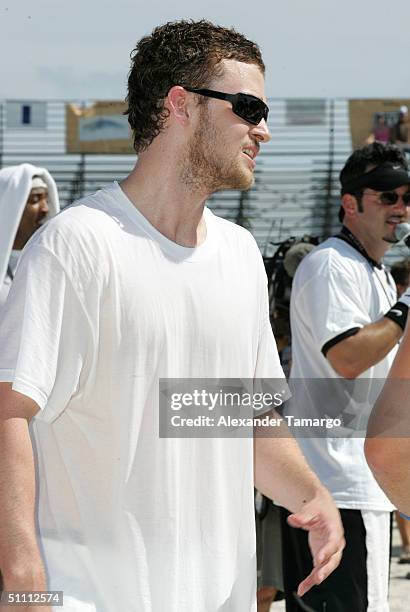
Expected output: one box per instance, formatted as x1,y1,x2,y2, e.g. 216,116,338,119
0,21,344,612
0,164,60,314
280,142,410,612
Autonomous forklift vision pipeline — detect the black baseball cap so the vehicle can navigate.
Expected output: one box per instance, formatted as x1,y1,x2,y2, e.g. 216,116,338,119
341,162,410,195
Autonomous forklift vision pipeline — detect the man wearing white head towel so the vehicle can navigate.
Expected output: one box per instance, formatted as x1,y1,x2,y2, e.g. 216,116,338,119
0,164,60,313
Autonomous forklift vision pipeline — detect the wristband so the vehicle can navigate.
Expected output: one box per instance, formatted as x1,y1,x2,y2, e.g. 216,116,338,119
385,301,409,331
385,288,410,330
386,287,410,331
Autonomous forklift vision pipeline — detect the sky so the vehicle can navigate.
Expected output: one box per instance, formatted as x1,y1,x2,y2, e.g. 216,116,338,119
1,0,409,101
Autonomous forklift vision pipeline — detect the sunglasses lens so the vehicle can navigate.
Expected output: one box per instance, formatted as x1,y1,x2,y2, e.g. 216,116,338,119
380,192,398,205
234,95,267,125
379,192,410,205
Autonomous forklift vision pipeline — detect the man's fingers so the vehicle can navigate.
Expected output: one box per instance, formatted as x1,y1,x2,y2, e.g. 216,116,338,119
297,572,316,598
297,550,343,597
312,535,345,566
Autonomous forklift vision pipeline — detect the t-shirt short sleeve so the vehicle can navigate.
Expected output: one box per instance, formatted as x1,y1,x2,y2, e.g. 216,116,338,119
253,247,285,380
255,316,285,379
0,244,92,422
252,261,290,413
295,255,370,354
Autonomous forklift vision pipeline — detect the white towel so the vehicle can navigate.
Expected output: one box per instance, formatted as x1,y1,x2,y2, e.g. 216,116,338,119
0,163,60,287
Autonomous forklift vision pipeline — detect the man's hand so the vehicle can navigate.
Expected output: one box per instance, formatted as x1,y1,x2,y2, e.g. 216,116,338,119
287,489,345,596
254,422,345,595
1,548,49,612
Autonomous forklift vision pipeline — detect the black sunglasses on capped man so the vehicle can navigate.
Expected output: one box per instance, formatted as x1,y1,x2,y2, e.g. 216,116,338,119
184,87,269,126
361,190,410,206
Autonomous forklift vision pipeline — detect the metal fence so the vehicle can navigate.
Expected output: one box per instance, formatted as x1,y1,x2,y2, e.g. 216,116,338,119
0,98,408,263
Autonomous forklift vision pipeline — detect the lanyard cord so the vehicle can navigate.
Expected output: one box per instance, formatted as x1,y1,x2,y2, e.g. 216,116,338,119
335,227,381,269
334,227,396,308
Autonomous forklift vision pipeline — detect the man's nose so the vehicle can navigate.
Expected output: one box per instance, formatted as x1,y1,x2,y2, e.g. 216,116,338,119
251,118,271,143
40,197,49,214
393,196,410,211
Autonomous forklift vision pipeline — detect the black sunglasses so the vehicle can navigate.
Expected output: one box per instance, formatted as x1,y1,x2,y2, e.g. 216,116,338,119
362,190,410,206
184,87,269,126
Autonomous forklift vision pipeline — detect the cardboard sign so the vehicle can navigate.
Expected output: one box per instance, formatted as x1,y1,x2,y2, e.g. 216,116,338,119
66,101,134,154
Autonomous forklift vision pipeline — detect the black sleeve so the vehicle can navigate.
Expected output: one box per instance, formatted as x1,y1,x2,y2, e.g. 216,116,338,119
321,327,361,357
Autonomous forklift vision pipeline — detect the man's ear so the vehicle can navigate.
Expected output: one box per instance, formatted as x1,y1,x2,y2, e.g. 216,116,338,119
341,193,359,219
166,86,191,125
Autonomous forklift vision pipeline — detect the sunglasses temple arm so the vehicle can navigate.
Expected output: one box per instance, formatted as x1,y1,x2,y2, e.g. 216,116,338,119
201,89,236,104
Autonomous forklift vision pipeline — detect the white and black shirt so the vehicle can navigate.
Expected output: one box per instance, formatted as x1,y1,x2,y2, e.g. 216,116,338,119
290,235,396,510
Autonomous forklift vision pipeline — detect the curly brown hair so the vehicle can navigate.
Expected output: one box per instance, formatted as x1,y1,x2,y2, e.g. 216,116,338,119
125,20,265,153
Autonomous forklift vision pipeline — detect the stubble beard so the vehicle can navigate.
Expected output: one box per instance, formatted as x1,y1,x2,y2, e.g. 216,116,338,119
180,107,254,194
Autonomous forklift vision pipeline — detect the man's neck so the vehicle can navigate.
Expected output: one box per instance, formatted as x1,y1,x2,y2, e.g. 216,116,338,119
120,152,210,248
12,235,27,251
342,222,390,264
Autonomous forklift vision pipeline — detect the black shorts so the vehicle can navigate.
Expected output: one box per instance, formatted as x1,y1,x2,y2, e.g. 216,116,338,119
256,501,283,591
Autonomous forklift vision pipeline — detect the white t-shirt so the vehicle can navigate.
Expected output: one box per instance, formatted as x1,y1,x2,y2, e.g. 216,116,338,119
0,183,284,612
290,236,396,511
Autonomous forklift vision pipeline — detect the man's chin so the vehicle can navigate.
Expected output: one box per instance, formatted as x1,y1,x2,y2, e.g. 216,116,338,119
241,174,255,191
383,235,400,245
221,170,254,192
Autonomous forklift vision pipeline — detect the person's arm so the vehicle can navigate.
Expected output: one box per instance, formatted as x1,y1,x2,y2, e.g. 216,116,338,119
254,417,345,597
326,285,410,379
0,382,50,612
326,317,402,379
364,320,410,514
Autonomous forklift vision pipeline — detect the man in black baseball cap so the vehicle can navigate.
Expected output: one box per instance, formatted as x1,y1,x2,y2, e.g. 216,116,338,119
281,142,410,612
339,146,410,224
